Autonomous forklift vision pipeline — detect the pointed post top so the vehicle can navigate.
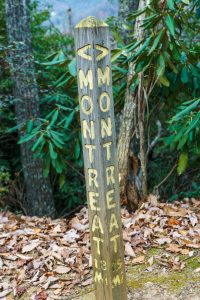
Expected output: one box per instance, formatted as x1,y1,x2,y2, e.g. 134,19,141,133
75,16,108,28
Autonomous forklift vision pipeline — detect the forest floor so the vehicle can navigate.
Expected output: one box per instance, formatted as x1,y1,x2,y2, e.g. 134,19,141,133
0,196,199,300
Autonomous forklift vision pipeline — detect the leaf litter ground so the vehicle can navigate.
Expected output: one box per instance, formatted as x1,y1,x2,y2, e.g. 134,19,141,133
0,196,199,299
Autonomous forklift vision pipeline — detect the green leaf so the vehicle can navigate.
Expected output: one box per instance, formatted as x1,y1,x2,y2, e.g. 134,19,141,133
134,36,152,58
50,110,59,126
54,72,68,86
181,66,189,84
40,58,68,66
31,134,44,152
167,0,175,10
59,173,65,187
148,31,163,55
113,65,127,74
56,77,71,88
51,138,63,149
111,30,124,46
143,14,158,23
7,123,24,133
64,111,75,129
50,130,65,145
54,158,64,174
159,75,170,87
166,15,175,36
27,120,34,133
177,135,188,150
18,133,37,144
166,56,178,73
177,151,188,175
125,40,143,53
68,59,76,77
171,99,200,122
157,54,165,77
181,0,189,4
111,49,123,62
127,8,146,20
43,156,51,177
40,51,68,66
49,143,57,160
185,113,200,134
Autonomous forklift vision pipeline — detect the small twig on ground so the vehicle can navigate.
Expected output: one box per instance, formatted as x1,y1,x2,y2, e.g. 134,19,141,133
59,205,84,219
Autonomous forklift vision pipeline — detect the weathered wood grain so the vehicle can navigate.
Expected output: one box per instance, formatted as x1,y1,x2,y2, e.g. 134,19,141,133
75,16,127,300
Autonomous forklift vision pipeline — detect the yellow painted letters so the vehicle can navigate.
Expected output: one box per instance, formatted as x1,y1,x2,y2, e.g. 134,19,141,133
93,237,104,255
101,117,112,138
88,192,100,211
80,95,93,115
106,166,115,186
92,215,104,234
82,120,95,140
110,234,119,253
112,274,122,286
94,271,103,283
79,69,93,90
103,141,112,161
106,189,116,209
109,213,119,233
99,92,111,112
85,144,96,163
98,67,110,87
88,168,98,188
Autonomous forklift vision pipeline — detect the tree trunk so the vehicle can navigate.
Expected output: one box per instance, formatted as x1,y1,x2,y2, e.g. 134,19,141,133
117,0,148,210
118,0,140,43
66,8,73,36
5,0,56,217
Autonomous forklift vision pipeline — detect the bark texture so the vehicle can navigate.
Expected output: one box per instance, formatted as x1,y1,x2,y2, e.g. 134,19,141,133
118,0,140,43
117,0,148,209
5,0,56,217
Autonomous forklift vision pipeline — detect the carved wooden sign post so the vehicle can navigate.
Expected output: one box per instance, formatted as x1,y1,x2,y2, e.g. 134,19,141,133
75,17,127,300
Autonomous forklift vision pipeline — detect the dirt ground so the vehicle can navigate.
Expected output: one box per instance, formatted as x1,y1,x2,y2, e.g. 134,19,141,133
64,248,200,300
1,199,199,300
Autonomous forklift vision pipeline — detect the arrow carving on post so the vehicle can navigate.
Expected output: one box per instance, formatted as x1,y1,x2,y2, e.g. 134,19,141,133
77,44,109,62
96,44,109,61
77,44,92,61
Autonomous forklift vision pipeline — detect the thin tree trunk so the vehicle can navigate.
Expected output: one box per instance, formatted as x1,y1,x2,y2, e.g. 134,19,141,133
66,8,73,36
5,0,56,217
118,0,140,43
117,0,148,209
138,73,147,195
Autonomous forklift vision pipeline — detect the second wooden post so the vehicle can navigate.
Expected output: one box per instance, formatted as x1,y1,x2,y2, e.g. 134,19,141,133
75,16,127,300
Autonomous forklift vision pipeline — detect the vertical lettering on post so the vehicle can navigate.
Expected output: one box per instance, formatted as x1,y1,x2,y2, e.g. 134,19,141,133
75,16,127,300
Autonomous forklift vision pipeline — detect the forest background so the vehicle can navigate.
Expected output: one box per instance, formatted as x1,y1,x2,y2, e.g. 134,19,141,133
0,0,199,218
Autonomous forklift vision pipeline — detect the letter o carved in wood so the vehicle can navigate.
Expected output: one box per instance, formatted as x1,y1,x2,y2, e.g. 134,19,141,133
81,95,93,115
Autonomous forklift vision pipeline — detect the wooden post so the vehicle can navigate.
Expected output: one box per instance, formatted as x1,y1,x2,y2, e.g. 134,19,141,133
75,17,127,300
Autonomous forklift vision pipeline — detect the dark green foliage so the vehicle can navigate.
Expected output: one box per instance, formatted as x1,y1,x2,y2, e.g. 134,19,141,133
111,0,200,198
164,98,200,175
0,0,84,214
1,0,199,213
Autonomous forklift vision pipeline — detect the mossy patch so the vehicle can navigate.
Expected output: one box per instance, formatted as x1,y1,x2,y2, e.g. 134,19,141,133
186,256,200,270
127,250,200,293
